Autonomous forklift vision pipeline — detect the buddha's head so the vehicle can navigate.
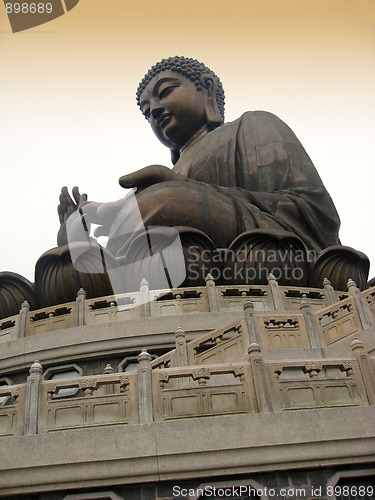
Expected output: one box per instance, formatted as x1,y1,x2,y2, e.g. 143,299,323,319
136,56,225,161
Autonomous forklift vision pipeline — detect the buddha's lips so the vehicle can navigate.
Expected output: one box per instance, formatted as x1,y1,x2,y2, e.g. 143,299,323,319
158,114,172,128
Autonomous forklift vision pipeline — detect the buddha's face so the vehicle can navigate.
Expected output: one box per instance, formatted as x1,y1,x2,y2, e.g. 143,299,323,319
139,70,207,150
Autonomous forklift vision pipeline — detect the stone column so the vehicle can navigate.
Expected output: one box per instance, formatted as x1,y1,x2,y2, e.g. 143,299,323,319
351,339,375,405
17,300,30,338
300,300,321,349
24,360,43,435
175,327,188,366
140,278,151,318
243,301,261,346
268,273,284,311
138,349,153,424
76,288,86,327
249,342,272,413
205,273,219,312
323,278,338,305
348,279,373,330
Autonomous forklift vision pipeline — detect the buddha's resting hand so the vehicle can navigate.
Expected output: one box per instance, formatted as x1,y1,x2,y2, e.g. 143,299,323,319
119,165,186,192
58,186,89,225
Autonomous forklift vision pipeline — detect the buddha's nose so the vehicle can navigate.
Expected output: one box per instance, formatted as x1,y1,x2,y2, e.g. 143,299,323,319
151,103,163,120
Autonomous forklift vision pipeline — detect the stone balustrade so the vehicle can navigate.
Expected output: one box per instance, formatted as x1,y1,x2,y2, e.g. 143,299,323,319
268,359,365,410
1,278,366,343
1,313,374,438
187,320,245,365
40,371,138,432
0,282,373,381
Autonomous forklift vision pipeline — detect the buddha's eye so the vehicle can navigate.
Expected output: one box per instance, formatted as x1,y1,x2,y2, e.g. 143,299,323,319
143,108,151,120
159,86,176,100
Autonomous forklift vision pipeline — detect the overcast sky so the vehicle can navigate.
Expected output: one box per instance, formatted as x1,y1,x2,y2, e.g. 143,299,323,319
0,0,374,285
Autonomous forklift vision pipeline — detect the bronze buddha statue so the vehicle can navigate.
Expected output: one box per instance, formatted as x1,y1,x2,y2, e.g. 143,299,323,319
52,56,369,298
12,56,364,310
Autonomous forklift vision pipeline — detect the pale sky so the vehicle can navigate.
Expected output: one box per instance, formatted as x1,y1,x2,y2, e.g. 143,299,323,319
0,0,374,284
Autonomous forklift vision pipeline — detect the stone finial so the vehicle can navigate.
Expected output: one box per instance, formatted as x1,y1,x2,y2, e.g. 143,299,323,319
351,338,364,352
347,278,357,290
21,300,30,311
29,360,43,374
268,273,277,283
103,363,115,374
243,300,254,312
175,326,185,338
76,288,86,298
248,341,261,354
205,273,214,283
323,277,332,287
140,278,149,288
138,349,152,362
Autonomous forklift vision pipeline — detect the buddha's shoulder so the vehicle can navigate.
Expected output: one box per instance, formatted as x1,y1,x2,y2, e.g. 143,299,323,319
222,111,296,142
207,111,292,141
227,110,286,126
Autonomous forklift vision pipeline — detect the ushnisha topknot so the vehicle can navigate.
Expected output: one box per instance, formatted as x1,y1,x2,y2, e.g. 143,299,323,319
136,56,225,120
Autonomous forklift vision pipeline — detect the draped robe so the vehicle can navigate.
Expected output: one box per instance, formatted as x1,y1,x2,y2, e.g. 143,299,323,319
106,111,340,259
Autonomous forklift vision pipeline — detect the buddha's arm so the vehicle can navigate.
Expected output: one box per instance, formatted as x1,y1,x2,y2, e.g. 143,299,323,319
119,165,187,191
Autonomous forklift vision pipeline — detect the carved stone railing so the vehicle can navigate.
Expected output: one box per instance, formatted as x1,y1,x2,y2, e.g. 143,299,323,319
151,286,209,316
0,313,18,344
257,313,310,349
219,285,273,311
152,363,254,421
28,302,76,335
315,297,361,346
0,281,372,346
186,320,248,365
39,372,138,432
0,383,25,437
85,293,137,325
1,329,375,438
283,287,327,311
150,350,175,370
362,286,375,318
268,359,365,411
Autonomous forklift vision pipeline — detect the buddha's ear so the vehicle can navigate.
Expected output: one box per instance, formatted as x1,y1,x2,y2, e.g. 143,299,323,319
200,73,223,128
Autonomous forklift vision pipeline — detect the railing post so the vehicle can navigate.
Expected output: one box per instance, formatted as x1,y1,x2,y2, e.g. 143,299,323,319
24,360,43,435
17,300,30,338
103,363,115,395
175,327,188,366
175,327,189,387
323,277,338,305
243,301,261,346
76,288,86,326
300,300,321,349
268,273,284,311
205,273,219,312
248,342,273,413
138,349,153,424
140,278,151,318
348,279,373,329
351,339,375,405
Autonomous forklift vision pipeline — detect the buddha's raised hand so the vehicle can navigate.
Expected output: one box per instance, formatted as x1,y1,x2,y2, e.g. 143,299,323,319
58,186,88,225
119,165,185,192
